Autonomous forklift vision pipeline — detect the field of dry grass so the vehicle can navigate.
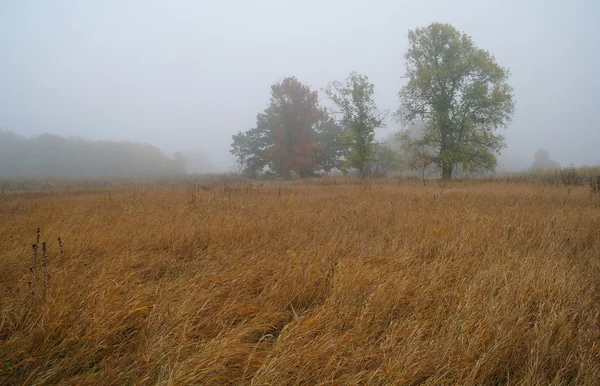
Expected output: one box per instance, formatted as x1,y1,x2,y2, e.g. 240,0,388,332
1,180,600,385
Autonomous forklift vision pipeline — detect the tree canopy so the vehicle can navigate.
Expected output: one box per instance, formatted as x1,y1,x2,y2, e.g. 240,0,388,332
396,23,515,179
262,77,327,178
325,72,386,178
231,77,349,178
315,117,349,174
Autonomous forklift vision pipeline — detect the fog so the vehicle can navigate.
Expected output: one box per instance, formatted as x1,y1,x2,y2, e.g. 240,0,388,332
1,0,598,174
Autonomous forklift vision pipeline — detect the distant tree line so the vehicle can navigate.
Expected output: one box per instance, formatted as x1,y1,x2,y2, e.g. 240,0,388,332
231,23,515,180
0,131,186,176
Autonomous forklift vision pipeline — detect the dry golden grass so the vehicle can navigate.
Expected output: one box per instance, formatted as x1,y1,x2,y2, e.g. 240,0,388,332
1,180,600,385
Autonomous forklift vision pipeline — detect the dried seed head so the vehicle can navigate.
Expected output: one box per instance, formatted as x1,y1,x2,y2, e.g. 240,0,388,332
58,237,65,274
42,242,48,289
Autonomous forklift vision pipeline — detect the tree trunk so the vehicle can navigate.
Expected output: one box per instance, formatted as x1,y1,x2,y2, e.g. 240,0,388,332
442,164,453,180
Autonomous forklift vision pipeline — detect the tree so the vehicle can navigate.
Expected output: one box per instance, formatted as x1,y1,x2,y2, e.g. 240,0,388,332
170,152,188,174
262,77,327,178
532,149,560,171
231,77,329,178
366,144,402,178
397,132,437,185
396,127,439,184
315,117,349,174
325,72,386,178
231,120,272,177
396,23,515,179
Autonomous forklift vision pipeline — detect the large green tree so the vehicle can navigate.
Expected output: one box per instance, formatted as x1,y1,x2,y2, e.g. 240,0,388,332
396,23,515,179
325,72,385,178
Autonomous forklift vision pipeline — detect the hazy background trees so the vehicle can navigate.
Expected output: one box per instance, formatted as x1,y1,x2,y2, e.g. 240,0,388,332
0,131,186,177
366,144,402,178
532,149,561,171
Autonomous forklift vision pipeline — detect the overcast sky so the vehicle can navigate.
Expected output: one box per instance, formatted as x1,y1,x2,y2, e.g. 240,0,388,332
1,0,598,172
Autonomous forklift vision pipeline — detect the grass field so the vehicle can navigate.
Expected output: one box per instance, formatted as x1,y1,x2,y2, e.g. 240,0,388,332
1,180,600,385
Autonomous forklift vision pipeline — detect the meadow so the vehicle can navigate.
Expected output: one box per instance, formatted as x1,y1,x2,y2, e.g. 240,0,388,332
1,179,600,385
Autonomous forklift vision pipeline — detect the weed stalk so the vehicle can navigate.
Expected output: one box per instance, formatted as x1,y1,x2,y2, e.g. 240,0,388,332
42,242,49,291
58,237,65,275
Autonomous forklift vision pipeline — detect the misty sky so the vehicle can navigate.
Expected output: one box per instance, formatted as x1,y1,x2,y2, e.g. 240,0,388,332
1,0,599,172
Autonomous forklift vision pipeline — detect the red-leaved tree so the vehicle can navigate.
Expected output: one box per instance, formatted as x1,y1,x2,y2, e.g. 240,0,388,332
262,77,326,178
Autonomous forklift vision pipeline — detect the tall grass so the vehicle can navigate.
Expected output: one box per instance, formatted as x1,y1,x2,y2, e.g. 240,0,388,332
1,181,599,384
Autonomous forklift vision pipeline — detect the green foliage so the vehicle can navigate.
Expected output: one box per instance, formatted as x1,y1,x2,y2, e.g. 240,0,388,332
396,129,439,184
397,23,515,179
315,117,349,174
0,131,186,177
325,72,386,178
230,118,273,178
366,144,402,178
